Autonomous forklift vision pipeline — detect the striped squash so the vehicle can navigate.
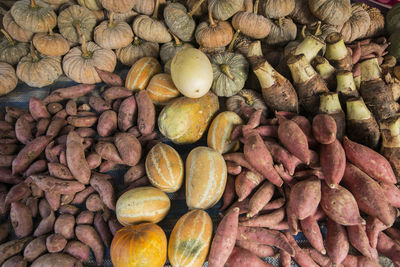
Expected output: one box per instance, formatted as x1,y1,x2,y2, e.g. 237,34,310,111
145,143,184,193
207,111,243,154
146,73,181,105
125,57,161,91
186,146,227,210
168,210,213,267
116,186,170,225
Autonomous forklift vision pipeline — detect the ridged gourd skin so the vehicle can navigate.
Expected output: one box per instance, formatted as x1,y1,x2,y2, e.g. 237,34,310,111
99,0,135,13
207,111,243,154
132,15,172,44
146,73,181,106
185,146,227,210
116,38,159,66
0,62,18,96
158,92,219,144
168,210,213,267
210,0,244,21
163,3,195,42
32,31,70,57
125,57,162,91
110,223,167,267
309,0,352,26
145,143,184,193
0,35,29,66
3,11,34,42
77,0,103,11
116,186,171,226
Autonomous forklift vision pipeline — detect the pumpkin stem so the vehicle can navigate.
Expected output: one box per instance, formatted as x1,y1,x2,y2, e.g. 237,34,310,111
208,6,217,28
313,21,322,36
277,18,283,28
169,31,182,46
221,64,235,81
227,30,240,52
1,29,16,46
240,91,254,105
30,42,39,62
30,0,38,9
48,25,54,36
301,25,306,39
109,12,115,28
133,36,140,46
74,23,91,59
152,0,160,19
188,0,205,17
254,0,259,14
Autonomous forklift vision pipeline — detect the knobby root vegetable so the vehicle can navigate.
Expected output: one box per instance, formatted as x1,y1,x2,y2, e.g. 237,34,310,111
94,212,112,247
264,140,302,175
347,224,378,260
300,215,326,255
64,241,91,262
46,234,67,253
235,241,275,258
43,84,95,104
376,232,400,267
33,211,55,237
0,237,32,265
95,67,124,87
30,175,85,195
54,214,75,240
90,172,116,211
97,110,117,137
118,96,136,132
240,208,285,228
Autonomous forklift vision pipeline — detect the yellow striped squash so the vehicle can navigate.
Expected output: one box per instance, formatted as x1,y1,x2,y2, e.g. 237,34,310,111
146,73,181,105
125,56,161,91
168,210,213,267
116,186,170,225
145,143,184,193
186,146,227,210
207,111,243,154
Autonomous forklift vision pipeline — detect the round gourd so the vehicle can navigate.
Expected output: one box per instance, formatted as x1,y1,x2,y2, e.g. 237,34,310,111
309,0,351,26
77,0,102,10
226,89,268,118
111,223,167,267
264,18,297,46
338,4,370,43
16,44,62,88
3,11,34,42
0,30,29,66
263,0,295,19
171,48,213,98
145,143,184,193
106,10,138,24
207,111,243,154
158,92,219,144
363,4,385,38
185,146,227,210
210,0,244,21
63,33,116,84
116,187,170,225
146,73,181,105
116,37,159,66
163,2,197,42
132,0,171,43
133,0,154,15
32,28,70,56
389,32,400,60
0,62,18,96
386,3,400,35
10,0,57,33
58,5,97,44
125,57,162,91
168,210,213,267
94,12,133,50
187,0,208,17
41,0,69,5
160,34,194,63
290,0,318,25
99,0,134,13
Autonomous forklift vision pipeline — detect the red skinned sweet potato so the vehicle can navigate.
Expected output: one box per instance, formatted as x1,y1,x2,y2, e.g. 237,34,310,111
90,172,115,211
226,161,242,175
10,202,33,238
124,163,145,184
235,241,275,258
75,225,104,266
347,224,378,260
223,153,263,177
94,212,112,247
220,175,235,211
46,118,67,138
280,249,291,267
5,182,30,204
0,167,22,184
114,133,141,167
30,253,83,267
33,211,55,237
284,231,318,266
30,175,85,195
44,191,60,211
108,216,123,235
66,131,90,184
97,110,117,137
46,234,67,253
326,219,349,266
342,254,381,267
264,140,302,175
103,87,132,101
35,118,50,137
386,227,400,244
65,100,77,116
118,96,136,132
67,116,97,128
320,139,346,188
379,182,400,208
0,237,33,265
300,215,326,255
29,97,50,121
0,143,18,155
64,241,90,262
312,114,337,144
290,177,321,220
136,90,155,135
247,181,275,218
54,214,75,240
47,103,63,114
376,232,400,267
15,116,33,144
291,115,318,148
240,208,285,228
235,170,263,202
366,216,389,249
226,246,274,267
99,160,117,173
284,185,299,235
25,197,38,217
23,236,47,262
305,248,333,267
43,84,95,104
24,160,47,177
95,67,123,86
94,142,123,164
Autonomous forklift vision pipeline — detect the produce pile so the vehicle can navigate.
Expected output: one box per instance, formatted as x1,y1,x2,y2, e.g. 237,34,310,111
0,0,400,267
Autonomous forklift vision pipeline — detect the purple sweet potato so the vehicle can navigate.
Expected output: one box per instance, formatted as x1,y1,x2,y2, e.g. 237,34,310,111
45,141,60,163
320,139,346,188
64,241,90,262
312,114,337,144
118,96,136,132
0,237,33,265
114,132,141,166
86,153,102,169
10,202,33,238
5,182,30,204
0,143,18,155
94,142,123,164
90,172,115,211
320,182,365,226
71,186,95,205
240,208,285,228
75,225,104,265
38,198,51,218
67,116,97,128
94,212,112,247
46,234,67,253
46,118,67,138
136,90,155,135
347,224,378,260
264,140,302,175
43,84,95,104
284,231,318,266
235,241,275,258
300,216,326,255
226,246,274,267
290,177,321,220
326,219,349,266
54,214,75,240
15,116,33,144
76,210,94,225
24,160,47,177
48,163,73,180
30,175,85,195
29,97,50,121
342,163,395,226
23,236,47,262
220,175,235,211
66,131,90,184
124,163,146,184
30,253,83,267
376,232,400,267
97,110,117,137
342,254,381,267
208,207,239,267
34,211,55,237
247,180,275,218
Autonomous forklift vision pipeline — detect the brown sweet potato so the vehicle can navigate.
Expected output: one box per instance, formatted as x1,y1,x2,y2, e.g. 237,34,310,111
35,118,50,137
99,160,117,173
108,216,123,235
71,186,95,205
94,212,112,247
342,254,381,267
103,87,133,101
0,167,22,184
240,208,285,228
347,224,378,260
5,182,30,205
29,97,50,121
54,214,75,240
89,96,111,113
12,136,51,174
31,253,83,267
118,96,136,132
34,211,55,237
59,124,75,136
300,216,326,255
94,142,123,164
0,237,32,265
86,153,102,169
124,163,145,184
64,241,90,262
10,202,33,238
312,114,337,144
136,90,155,135
58,205,80,216
235,241,275,258
226,246,274,267
45,142,60,163
284,231,318,266
46,234,67,253
65,100,77,116
86,194,104,212
24,160,47,177
38,198,51,218
220,175,235,211
76,210,94,225
0,193,8,215
2,255,27,267
47,103,63,114
25,197,38,217
290,177,321,220
54,109,67,119
114,132,142,167
264,140,302,175
30,175,85,195
0,143,18,155
95,67,123,86
97,110,117,137
67,116,97,128
376,232,400,267
75,128,96,138
46,118,67,138
0,222,8,244
112,98,122,111
61,194,75,206
247,180,275,218
75,225,104,265
66,131,90,184
23,236,47,262
45,191,60,211
320,182,365,226
90,172,115,211
326,219,349,266
48,163,73,180
43,84,95,104
15,116,33,144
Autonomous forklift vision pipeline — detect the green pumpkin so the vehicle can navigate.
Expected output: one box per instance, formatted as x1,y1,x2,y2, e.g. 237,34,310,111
210,0,244,21
389,32,400,60
77,0,103,10
386,3,400,35
160,34,194,63
163,2,196,42
0,30,29,66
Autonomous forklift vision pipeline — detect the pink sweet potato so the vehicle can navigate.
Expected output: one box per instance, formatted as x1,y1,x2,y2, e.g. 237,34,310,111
235,241,275,258
103,87,133,101
46,118,67,138
320,139,346,188
29,97,50,121
0,237,33,265
118,96,136,132
10,202,33,238
326,219,349,266
24,160,47,177
94,142,123,164
43,84,95,104
376,232,400,267
226,246,274,267
342,163,395,226
54,214,75,240
264,140,302,175
90,172,115,211
86,152,102,169
48,163,73,180
220,175,235,211
347,224,378,260
300,216,326,255
34,211,55,237
64,241,90,262
366,216,389,249
114,132,141,166
379,182,400,208
226,161,242,175
89,96,111,113
94,212,112,247
342,254,381,267
136,90,155,135
0,143,18,155
99,160,117,173
46,234,67,253
247,180,275,218
0,167,21,184
35,118,50,137
306,248,334,267
124,163,146,184
344,136,397,184
5,182,30,205
290,177,321,220
30,175,85,195
15,116,33,144
67,116,97,128
23,236,47,262
284,231,318,266
58,204,79,215
97,110,117,137
75,225,104,265
86,193,104,212
284,185,299,235
312,114,337,144
223,153,263,177
76,210,94,225
240,208,285,228
71,186,95,205
66,131,90,184
208,207,239,267
235,170,263,202
280,249,291,267
95,67,123,87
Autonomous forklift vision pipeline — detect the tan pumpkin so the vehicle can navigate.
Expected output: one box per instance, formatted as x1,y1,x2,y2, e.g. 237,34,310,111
0,62,18,96
116,186,171,225
289,0,317,25
94,12,133,50
32,27,70,56
145,143,184,192
10,0,57,33
106,10,138,24
163,2,199,42
132,0,172,43
210,0,244,21
362,4,385,38
146,73,181,105
232,0,271,39
262,0,294,19
226,89,268,118
133,0,154,16
195,6,234,48
187,0,208,17
185,146,227,210
264,17,297,46
111,223,167,267
3,11,34,42
309,0,351,26
207,111,243,154
77,0,102,10
116,37,159,66
168,210,213,267
58,5,97,44
91,9,105,22
125,57,162,91
99,0,135,13
16,44,63,88
41,0,70,5
338,4,370,43
159,33,194,63
0,29,29,66
62,28,117,84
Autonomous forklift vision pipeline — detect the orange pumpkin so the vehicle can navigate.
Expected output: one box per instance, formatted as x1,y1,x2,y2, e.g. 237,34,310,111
146,73,181,105
111,223,167,267
125,57,162,91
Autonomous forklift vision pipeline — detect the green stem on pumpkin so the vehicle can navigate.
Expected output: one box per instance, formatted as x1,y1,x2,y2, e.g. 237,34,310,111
31,0,38,9
30,42,39,62
188,0,206,17
240,91,255,105
313,21,322,36
277,18,283,28
152,0,160,19
254,0,259,14
227,30,240,52
170,31,182,46
108,12,115,28
48,25,54,36
1,29,16,46
221,64,235,81
133,36,140,46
